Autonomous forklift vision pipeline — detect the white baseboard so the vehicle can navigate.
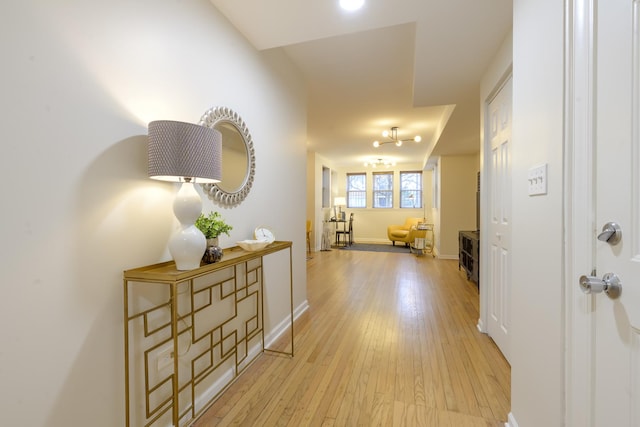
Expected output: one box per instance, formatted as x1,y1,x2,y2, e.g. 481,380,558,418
295,299,309,318
506,412,519,427
477,318,486,333
190,341,263,426
264,299,309,348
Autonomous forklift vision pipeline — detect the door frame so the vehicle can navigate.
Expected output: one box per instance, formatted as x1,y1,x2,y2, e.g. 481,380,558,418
564,0,596,425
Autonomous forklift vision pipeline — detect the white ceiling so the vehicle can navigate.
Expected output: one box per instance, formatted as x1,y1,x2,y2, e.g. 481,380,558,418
210,0,512,168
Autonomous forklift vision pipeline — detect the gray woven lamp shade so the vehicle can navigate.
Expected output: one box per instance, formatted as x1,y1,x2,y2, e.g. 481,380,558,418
148,120,222,183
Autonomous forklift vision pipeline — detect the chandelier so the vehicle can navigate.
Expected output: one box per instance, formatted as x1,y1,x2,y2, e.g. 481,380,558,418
364,158,396,168
373,126,422,147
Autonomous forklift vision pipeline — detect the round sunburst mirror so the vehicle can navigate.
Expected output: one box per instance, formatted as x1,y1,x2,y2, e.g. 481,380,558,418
199,107,255,207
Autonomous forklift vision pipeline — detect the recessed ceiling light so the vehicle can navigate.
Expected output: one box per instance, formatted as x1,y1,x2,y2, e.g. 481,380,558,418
340,0,365,11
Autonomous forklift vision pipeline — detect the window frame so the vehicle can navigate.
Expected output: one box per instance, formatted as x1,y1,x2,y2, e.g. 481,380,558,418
399,170,423,209
346,172,367,208
372,171,394,208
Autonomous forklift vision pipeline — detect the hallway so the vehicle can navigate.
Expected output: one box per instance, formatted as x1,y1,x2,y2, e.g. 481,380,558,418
195,250,510,426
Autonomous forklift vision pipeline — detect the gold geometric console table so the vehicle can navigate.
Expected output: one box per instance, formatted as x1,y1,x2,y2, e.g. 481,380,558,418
123,241,293,427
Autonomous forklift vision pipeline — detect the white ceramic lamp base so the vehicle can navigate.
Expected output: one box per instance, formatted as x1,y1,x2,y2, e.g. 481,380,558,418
169,181,206,270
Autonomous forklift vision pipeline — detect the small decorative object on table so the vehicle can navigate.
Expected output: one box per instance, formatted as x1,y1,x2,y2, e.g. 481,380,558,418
237,239,270,251
254,226,275,244
202,237,223,263
195,211,233,264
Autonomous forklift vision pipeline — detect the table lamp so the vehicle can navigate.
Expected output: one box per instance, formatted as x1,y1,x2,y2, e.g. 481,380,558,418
148,120,222,270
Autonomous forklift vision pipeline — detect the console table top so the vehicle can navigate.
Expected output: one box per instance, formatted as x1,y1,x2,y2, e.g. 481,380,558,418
124,240,292,282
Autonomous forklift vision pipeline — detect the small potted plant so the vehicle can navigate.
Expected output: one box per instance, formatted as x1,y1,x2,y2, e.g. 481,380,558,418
195,212,233,263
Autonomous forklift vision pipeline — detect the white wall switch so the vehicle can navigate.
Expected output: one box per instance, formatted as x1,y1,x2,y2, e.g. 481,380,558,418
528,164,547,196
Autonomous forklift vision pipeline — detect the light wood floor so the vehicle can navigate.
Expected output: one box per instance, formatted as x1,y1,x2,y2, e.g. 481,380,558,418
194,249,510,426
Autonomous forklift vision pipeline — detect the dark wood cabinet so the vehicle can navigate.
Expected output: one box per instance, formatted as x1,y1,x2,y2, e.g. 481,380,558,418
459,230,479,285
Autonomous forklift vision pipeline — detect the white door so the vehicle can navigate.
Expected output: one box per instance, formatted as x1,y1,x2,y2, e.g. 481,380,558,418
568,0,640,425
592,0,640,424
487,77,512,362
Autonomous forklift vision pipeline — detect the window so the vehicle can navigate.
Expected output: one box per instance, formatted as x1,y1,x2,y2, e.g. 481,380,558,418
373,172,393,208
346,173,366,208
400,171,422,208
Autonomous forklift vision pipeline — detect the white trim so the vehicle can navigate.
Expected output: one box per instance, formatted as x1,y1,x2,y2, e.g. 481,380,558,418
264,300,309,349
633,329,640,426
506,412,519,427
634,0,640,260
564,0,596,426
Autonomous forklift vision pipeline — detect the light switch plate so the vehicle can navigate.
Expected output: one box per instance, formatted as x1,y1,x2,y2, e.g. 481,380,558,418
528,164,547,196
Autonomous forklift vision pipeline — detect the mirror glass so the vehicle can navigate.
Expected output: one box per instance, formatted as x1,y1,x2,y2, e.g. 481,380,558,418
199,107,255,207
216,121,248,193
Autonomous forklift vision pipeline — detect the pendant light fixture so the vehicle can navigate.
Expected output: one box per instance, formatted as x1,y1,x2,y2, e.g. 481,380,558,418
373,126,422,148
364,158,396,168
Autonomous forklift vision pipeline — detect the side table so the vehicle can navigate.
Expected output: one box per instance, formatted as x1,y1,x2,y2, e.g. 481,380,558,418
410,223,435,256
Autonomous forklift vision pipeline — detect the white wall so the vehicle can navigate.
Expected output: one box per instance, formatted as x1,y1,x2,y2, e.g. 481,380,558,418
431,159,442,255
0,1,307,426
438,154,479,257
508,0,565,425
306,151,317,249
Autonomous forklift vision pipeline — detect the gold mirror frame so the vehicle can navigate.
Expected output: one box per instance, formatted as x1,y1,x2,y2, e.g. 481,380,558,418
199,106,255,207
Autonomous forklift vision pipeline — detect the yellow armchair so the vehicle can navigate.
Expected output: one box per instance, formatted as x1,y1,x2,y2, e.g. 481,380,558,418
387,217,424,246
